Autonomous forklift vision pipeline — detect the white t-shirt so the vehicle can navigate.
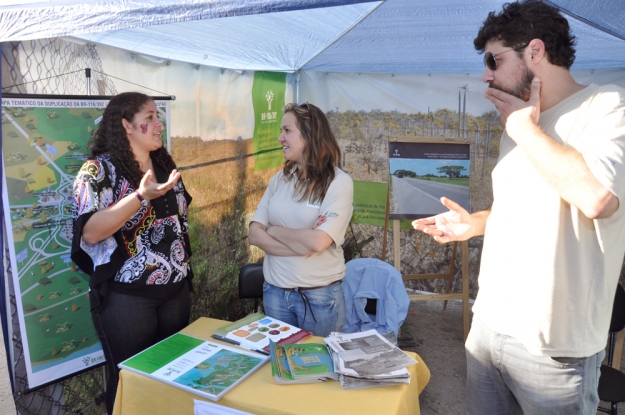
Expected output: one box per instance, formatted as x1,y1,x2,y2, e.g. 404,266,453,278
251,167,354,288
473,83,625,357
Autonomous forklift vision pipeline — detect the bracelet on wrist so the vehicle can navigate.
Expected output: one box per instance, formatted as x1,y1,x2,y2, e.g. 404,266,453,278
134,190,149,207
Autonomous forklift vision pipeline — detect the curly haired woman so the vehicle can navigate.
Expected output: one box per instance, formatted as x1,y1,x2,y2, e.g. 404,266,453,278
71,92,193,413
249,102,353,337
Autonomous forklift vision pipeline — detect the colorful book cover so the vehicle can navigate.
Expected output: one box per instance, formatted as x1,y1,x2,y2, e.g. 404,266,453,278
269,340,335,384
119,333,269,401
269,340,296,383
283,343,336,380
212,313,312,355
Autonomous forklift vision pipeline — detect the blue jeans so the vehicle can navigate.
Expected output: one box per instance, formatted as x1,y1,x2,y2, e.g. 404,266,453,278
92,282,190,414
465,316,604,415
262,280,346,337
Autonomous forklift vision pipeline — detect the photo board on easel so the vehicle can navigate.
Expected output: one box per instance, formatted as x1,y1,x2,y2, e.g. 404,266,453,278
388,138,470,220
384,136,472,340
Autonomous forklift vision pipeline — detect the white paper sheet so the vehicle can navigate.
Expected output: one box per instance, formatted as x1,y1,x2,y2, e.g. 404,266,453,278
194,399,256,415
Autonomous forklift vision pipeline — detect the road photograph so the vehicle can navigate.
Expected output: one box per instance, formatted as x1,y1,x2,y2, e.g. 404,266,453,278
388,143,470,219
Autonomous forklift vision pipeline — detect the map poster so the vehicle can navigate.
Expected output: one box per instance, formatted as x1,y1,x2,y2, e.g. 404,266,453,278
0,95,170,389
388,141,470,220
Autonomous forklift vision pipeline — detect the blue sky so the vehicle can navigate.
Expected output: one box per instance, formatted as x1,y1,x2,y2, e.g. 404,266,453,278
390,158,471,176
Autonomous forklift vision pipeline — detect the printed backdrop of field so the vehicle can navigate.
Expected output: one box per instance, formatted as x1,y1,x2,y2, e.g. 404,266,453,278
173,107,503,317
171,137,278,228
170,136,279,320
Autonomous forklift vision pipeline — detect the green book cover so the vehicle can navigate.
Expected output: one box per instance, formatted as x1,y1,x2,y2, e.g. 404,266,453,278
120,334,269,401
122,333,204,374
284,343,334,379
269,340,295,382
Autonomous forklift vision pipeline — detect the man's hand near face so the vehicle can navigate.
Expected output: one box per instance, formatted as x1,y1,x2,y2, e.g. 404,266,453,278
484,76,617,219
485,77,542,141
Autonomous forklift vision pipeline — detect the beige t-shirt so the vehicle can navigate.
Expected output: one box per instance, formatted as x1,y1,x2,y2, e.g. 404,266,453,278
473,84,625,357
251,167,354,288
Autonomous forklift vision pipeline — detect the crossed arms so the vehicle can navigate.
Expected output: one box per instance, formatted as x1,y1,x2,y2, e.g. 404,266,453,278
248,222,333,256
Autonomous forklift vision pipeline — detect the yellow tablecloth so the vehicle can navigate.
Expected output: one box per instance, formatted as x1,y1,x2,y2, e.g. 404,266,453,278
113,317,431,415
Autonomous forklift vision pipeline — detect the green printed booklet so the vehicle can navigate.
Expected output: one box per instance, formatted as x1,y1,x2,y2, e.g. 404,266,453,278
212,313,312,355
269,340,338,384
119,333,269,401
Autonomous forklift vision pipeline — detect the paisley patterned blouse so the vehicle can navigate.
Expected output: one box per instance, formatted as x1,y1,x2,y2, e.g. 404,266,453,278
71,153,193,311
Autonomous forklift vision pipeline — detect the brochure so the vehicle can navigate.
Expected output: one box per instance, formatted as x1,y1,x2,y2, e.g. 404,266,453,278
212,313,312,355
269,340,336,384
194,399,255,415
283,343,338,381
119,333,269,402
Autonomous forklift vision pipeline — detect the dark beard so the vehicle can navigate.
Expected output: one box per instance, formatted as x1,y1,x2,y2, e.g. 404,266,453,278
489,65,534,101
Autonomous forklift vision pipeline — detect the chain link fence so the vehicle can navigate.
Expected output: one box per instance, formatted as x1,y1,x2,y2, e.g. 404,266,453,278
2,38,116,95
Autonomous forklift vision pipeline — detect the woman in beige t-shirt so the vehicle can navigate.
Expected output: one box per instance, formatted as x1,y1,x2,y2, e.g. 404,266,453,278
249,102,354,336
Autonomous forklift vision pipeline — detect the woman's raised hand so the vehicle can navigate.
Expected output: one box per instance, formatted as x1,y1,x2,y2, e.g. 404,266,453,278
138,169,181,200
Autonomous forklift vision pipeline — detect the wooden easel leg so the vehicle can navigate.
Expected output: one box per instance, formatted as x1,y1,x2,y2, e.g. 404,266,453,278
382,182,390,262
393,220,401,272
443,241,458,311
462,240,470,342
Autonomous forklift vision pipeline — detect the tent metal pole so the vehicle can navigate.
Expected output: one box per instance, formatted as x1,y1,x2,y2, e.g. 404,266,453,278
296,71,300,103
85,68,91,96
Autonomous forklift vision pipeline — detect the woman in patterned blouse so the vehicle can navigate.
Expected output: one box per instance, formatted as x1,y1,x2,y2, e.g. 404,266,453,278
71,92,193,414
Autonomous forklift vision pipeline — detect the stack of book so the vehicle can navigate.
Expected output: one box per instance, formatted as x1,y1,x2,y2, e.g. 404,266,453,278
324,329,417,389
269,329,417,389
269,340,338,384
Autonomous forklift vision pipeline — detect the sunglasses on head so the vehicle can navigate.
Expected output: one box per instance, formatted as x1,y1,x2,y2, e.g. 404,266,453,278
483,44,528,71
298,102,314,122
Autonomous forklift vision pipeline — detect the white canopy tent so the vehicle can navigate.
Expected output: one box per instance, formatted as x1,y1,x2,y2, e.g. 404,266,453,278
0,1,624,406
1,0,624,74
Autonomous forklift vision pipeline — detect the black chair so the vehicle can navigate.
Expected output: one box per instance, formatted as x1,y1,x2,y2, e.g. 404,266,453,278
238,264,265,313
598,283,625,415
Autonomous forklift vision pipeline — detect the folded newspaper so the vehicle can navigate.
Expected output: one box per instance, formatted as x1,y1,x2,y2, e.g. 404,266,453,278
324,329,417,389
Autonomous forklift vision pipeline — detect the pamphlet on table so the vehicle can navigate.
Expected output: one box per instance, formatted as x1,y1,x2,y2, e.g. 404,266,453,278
194,399,255,415
119,333,269,401
269,340,338,384
212,313,312,355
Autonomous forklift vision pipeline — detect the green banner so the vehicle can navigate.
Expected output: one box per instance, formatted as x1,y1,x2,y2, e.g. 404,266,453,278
352,181,387,226
252,71,287,171
352,180,414,229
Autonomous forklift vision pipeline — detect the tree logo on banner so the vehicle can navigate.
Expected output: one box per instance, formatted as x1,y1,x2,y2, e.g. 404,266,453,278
266,89,274,110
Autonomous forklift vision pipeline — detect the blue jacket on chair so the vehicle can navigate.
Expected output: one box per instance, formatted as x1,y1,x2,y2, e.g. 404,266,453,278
342,258,410,339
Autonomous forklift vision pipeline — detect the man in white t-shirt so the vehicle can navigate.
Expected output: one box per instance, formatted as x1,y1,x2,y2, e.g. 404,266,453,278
413,1,625,414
